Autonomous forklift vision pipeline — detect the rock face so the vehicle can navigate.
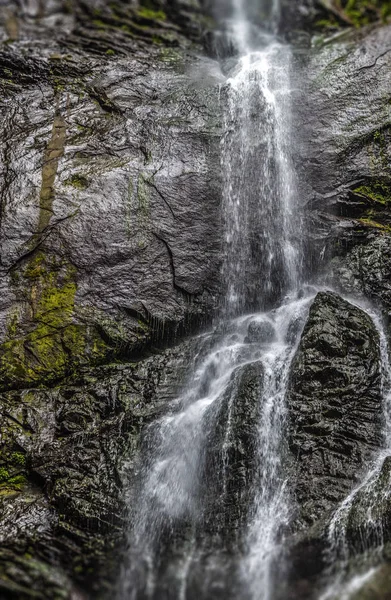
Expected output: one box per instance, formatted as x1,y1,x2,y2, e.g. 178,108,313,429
288,292,383,528
245,320,275,344
0,334,201,599
331,235,391,316
202,361,264,539
1,1,391,599
293,21,391,288
0,0,222,391
0,1,222,597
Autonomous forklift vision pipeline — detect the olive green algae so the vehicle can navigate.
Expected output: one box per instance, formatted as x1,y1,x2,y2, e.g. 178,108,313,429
38,112,66,233
0,251,113,389
353,180,391,205
316,0,391,31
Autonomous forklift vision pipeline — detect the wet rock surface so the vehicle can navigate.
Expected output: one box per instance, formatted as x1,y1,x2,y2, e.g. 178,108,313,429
0,0,222,390
283,291,384,599
294,22,391,285
202,360,264,538
0,2,222,596
1,1,391,599
245,320,275,344
331,235,391,314
280,0,391,40
288,291,383,527
288,21,391,593
0,335,200,599
133,360,265,600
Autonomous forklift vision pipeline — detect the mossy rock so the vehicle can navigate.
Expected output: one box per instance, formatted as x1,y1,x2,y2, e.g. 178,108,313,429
316,0,391,31
352,180,391,207
0,252,109,390
343,179,391,233
63,173,89,189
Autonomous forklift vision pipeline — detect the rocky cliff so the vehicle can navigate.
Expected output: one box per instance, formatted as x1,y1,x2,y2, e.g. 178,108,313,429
1,1,391,599
0,1,221,597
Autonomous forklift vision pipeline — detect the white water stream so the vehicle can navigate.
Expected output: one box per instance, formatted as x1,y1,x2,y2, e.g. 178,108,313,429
118,1,306,598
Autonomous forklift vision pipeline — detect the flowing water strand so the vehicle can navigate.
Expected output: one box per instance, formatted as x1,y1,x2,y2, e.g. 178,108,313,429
241,294,315,600
231,0,251,53
319,303,391,600
222,42,300,316
220,20,304,597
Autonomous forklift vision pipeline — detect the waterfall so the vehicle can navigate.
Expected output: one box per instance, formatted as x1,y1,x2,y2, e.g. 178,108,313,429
118,2,308,599
222,36,300,315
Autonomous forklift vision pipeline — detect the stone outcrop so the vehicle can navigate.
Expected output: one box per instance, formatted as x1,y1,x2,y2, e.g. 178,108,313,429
0,0,222,391
0,334,200,599
1,1,391,599
284,291,384,599
288,292,383,528
293,22,391,288
201,361,264,539
0,2,221,597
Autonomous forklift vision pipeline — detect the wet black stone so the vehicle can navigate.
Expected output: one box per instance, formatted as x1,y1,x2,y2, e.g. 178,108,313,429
245,320,276,344
288,292,383,529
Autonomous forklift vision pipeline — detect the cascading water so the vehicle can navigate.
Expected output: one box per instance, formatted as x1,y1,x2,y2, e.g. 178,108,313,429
222,43,300,315
118,2,309,599
222,0,300,316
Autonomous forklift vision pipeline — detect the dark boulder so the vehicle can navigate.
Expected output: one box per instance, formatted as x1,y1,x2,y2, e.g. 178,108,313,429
245,320,276,344
201,360,264,539
0,334,201,599
287,291,383,528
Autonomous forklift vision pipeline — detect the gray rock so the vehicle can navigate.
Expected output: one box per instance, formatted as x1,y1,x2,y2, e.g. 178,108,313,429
293,23,391,282
0,300,207,596
330,235,391,313
288,291,383,528
201,360,264,537
0,2,223,596
245,320,276,344
0,0,222,390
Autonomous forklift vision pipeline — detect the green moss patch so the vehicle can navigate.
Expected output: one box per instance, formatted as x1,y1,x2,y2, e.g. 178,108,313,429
0,253,108,390
350,179,391,233
63,173,89,189
316,0,391,30
353,180,391,206
136,7,166,21
357,217,391,231
10,452,26,467
0,466,27,493
344,0,391,26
